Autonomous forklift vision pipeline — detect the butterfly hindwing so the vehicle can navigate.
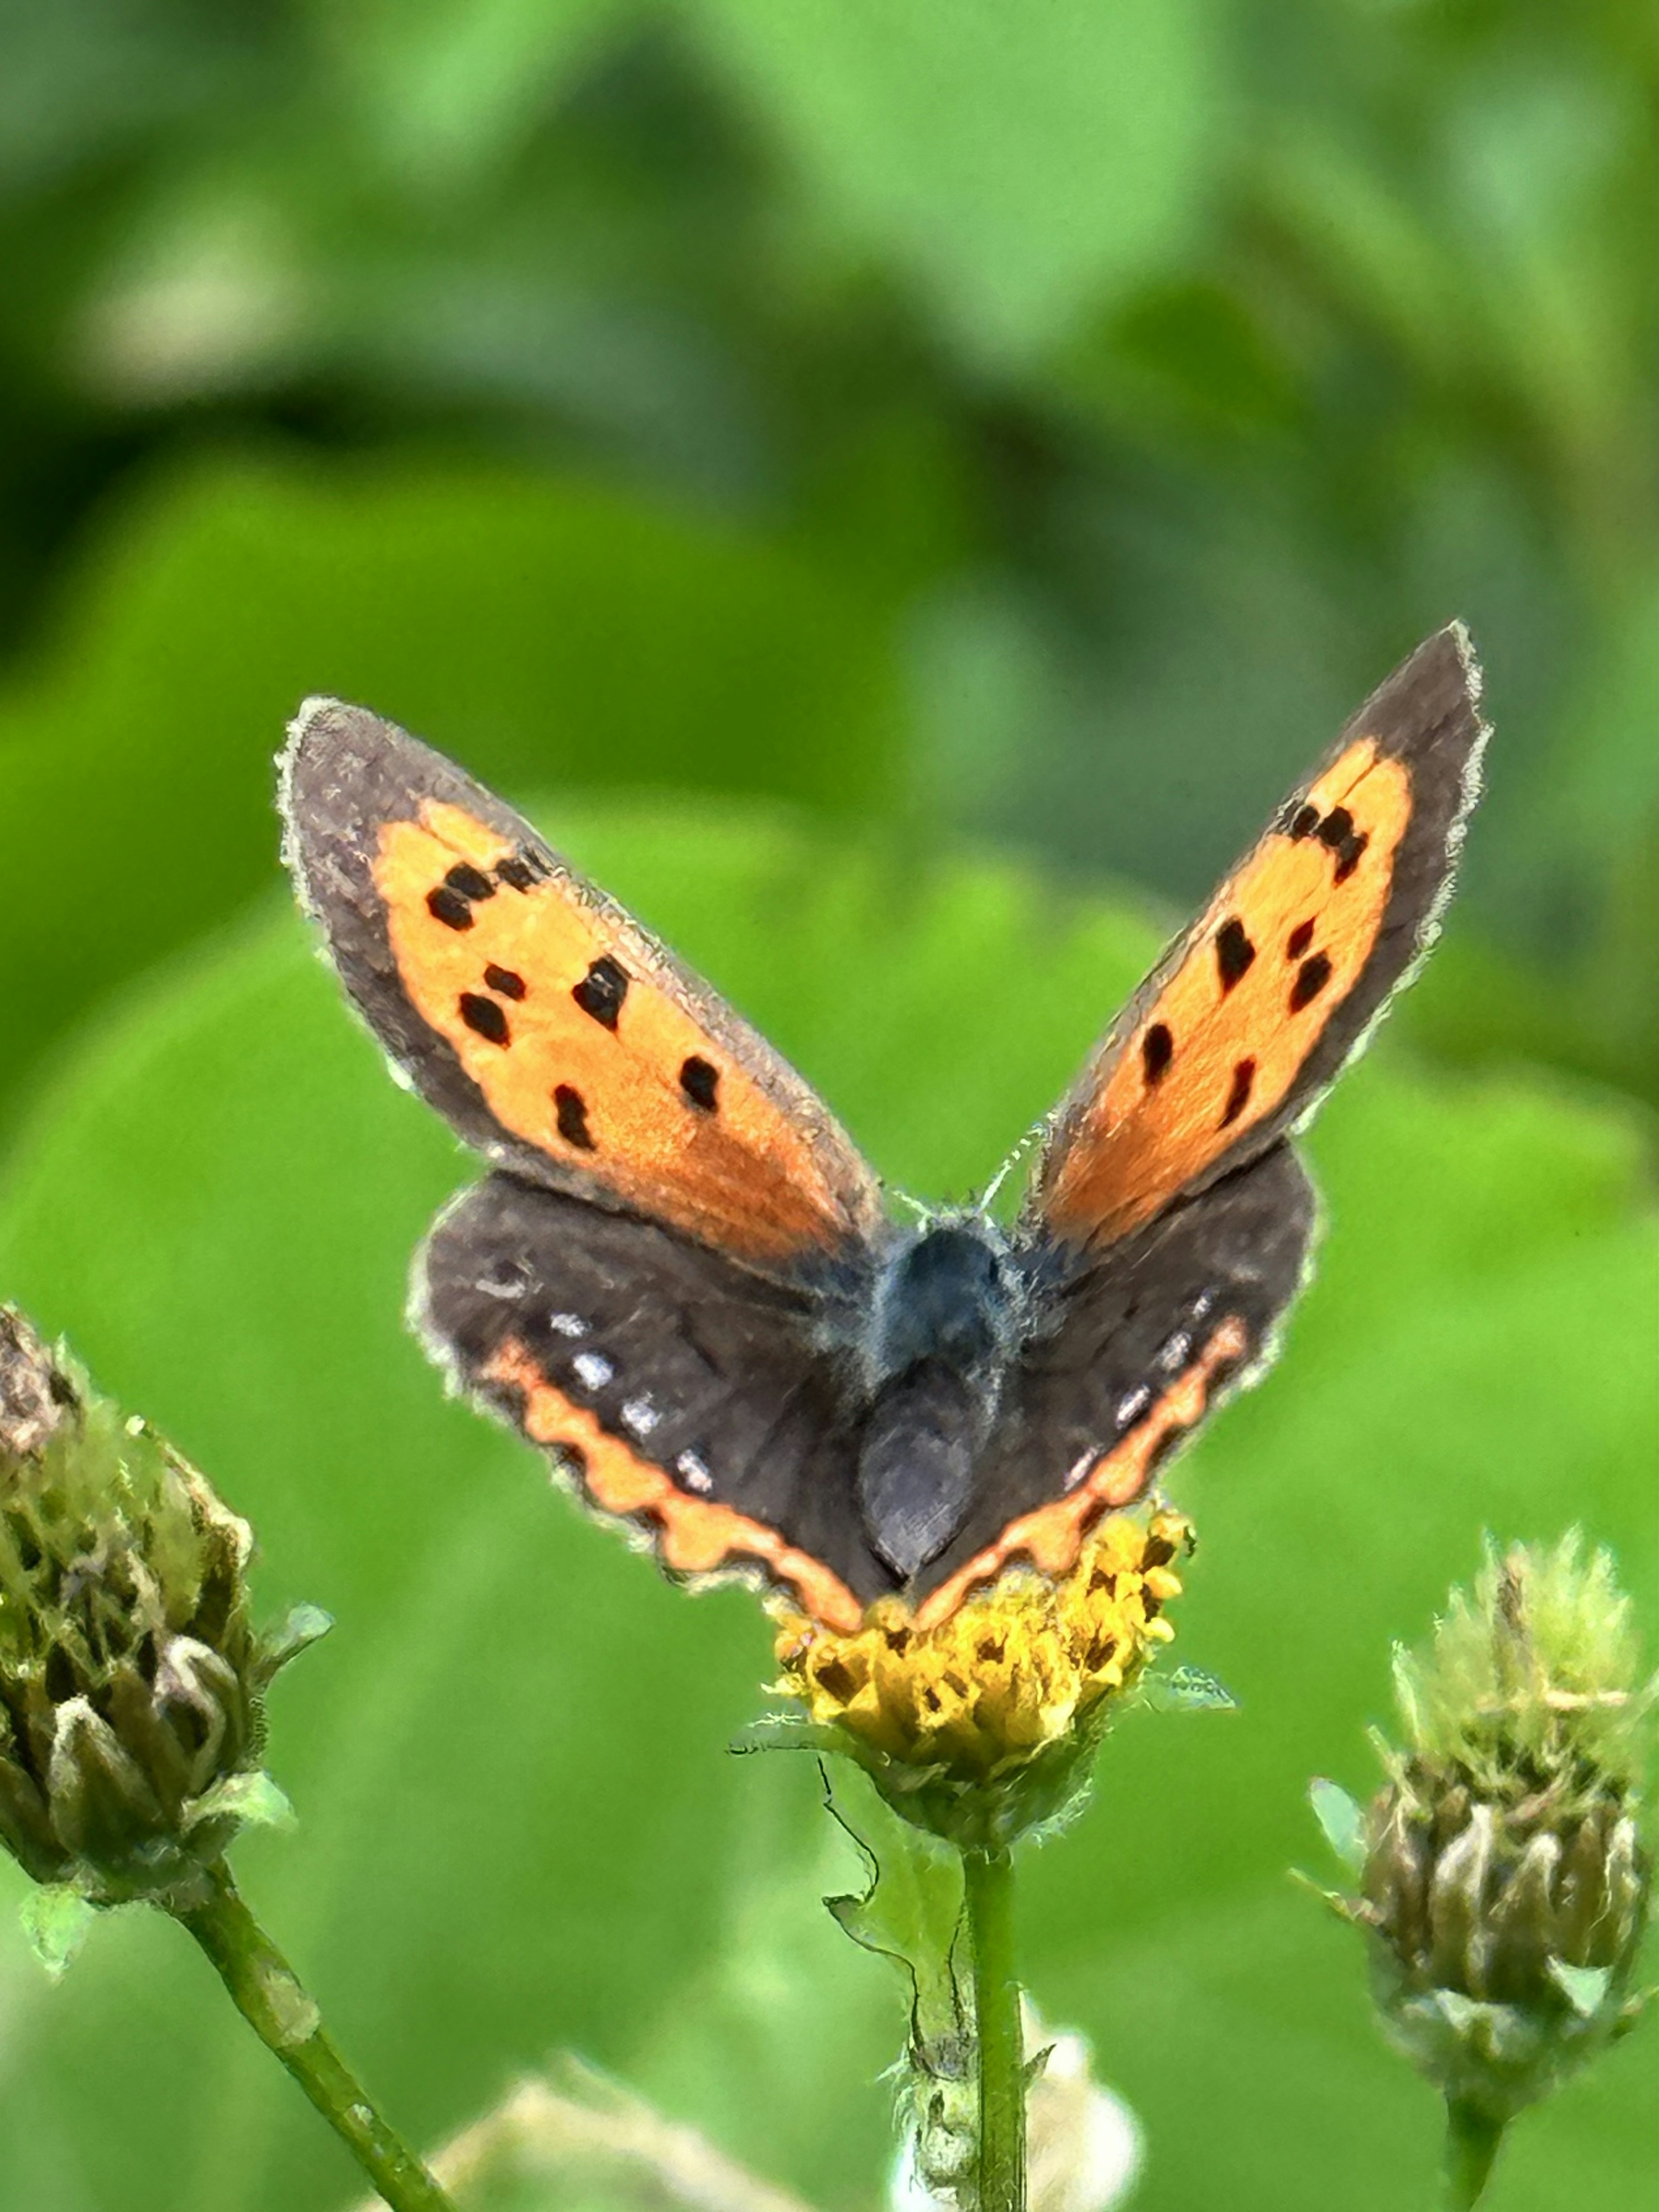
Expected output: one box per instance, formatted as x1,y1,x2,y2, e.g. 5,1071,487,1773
420,1172,879,1628
1031,624,1486,1247
281,700,883,1271
914,1143,1317,1623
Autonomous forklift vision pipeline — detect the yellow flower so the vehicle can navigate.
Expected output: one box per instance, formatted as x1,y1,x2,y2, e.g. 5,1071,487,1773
772,1510,1192,1792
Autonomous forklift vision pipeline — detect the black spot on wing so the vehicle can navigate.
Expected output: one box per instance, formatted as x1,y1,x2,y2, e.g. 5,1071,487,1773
1290,953,1333,1012
445,863,496,903
1286,918,1315,960
460,992,510,1045
1142,1023,1174,1086
1220,1058,1255,1127
496,849,548,892
1317,807,1355,853
427,886,474,931
1214,917,1256,993
1333,830,1370,884
572,956,629,1031
680,1056,720,1112
554,1085,595,1150
484,964,527,1000
1287,804,1320,841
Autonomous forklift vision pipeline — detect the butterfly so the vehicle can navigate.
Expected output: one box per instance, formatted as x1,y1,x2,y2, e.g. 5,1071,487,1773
281,626,1486,1634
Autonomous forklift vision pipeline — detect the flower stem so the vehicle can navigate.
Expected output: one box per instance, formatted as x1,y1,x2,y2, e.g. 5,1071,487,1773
963,1845,1026,2212
1441,2098,1505,2209
175,1865,458,2212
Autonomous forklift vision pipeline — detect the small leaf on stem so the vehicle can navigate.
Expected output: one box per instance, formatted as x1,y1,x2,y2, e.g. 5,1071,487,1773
1308,1778,1367,1877
19,1885,98,1979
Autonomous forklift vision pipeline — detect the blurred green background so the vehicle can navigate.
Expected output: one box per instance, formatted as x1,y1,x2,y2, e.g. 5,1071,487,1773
0,3,1656,2209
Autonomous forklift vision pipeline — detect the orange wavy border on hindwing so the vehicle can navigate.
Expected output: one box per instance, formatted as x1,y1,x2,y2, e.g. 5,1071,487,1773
375,802,862,1266
1043,741,1412,1243
483,1338,866,1633
912,1319,1248,1629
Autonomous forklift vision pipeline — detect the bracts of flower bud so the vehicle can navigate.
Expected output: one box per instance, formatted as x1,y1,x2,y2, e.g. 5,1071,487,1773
1311,1535,1653,2194
0,1307,328,1920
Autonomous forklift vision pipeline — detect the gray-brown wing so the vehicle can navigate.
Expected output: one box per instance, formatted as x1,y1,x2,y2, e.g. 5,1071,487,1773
419,1171,896,1627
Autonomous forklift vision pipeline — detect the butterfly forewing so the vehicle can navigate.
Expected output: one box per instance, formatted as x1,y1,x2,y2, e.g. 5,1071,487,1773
282,700,884,1271
1029,624,1486,1249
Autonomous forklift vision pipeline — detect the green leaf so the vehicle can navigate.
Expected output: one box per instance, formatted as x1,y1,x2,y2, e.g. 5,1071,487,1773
689,0,1219,363
255,1605,335,1684
186,1773,297,1837
318,0,644,185
729,1716,850,1759
820,1766,965,2059
1136,1665,1237,1716
1307,1780,1366,1881
18,1886,97,1981
1548,1959,1612,2022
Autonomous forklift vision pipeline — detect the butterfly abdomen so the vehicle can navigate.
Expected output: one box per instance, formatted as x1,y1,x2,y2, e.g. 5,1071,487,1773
858,1360,988,1579
852,1219,1026,1579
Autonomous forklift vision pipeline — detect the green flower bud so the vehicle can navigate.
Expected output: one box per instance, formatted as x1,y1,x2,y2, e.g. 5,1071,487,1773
0,1308,326,1913
1318,1536,1653,2126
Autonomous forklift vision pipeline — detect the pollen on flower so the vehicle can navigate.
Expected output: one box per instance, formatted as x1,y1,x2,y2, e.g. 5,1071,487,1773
771,1510,1193,1783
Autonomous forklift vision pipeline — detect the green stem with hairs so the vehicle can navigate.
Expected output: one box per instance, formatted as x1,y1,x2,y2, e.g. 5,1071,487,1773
176,1864,458,2212
1441,2098,1505,2209
963,1845,1027,2212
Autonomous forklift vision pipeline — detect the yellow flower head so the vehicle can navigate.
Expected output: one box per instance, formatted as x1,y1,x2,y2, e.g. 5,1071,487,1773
771,1510,1191,1838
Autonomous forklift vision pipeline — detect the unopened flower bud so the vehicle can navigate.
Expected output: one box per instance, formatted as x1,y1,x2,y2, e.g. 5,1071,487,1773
1315,1535,1653,2126
0,1308,326,1916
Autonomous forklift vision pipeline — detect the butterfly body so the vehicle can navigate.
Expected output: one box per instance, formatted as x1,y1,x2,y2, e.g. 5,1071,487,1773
282,626,1487,1631
849,1215,1020,1574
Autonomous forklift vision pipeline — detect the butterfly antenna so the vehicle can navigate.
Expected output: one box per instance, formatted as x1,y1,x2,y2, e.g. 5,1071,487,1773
978,1121,1045,1217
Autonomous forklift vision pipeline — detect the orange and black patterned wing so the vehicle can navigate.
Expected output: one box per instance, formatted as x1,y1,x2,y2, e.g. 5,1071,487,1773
281,699,883,1273
1028,625,1486,1248
420,1172,882,1630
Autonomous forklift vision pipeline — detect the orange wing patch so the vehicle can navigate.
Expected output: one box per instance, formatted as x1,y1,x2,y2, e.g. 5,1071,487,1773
913,1318,1248,1629
377,801,867,1267
1042,740,1411,1243
486,1338,865,1633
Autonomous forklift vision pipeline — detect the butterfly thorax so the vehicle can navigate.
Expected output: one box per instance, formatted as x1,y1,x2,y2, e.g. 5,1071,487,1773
855,1216,1024,1583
